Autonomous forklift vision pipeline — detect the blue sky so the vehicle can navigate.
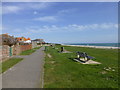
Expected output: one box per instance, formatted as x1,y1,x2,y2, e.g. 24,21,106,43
1,2,118,43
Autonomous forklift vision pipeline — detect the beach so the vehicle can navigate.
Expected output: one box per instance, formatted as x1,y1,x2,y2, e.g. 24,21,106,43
62,44,119,49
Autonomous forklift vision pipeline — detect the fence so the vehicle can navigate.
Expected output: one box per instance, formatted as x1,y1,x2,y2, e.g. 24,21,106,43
0,44,32,61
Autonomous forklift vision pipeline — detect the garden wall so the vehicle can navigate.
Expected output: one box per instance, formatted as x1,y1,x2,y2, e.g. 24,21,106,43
1,44,32,61
0,45,9,61
20,44,32,52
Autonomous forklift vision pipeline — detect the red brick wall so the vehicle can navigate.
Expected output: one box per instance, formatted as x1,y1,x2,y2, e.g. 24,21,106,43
13,44,32,55
20,44,32,52
0,45,9,61
1,44,32,61
0,46,1,61
13,45,21,55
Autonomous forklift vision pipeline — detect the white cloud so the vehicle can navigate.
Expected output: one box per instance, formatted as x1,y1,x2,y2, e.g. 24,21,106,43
0,26,8,34
2,23,117,41
33,8,75,22
33,11,38,15
57,9,70,14
67,23,118,31
57,9,77,15
2,6,22,14
22,2,49,10
2,23,117,36
0,26,2,31
25,23,118,33
34,16,57,22
1,2,52,14
0,26,7,31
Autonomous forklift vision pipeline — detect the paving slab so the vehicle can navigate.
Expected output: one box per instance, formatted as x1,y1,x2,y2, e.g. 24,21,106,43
74,58,101,64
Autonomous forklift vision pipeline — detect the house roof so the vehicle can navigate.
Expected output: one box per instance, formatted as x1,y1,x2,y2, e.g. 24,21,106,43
16,37,31,41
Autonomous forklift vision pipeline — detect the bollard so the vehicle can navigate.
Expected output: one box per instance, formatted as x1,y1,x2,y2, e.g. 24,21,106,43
45,46,47,51
61,47,64,52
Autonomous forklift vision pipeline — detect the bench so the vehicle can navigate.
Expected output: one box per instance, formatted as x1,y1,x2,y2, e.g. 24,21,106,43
76,51,95,61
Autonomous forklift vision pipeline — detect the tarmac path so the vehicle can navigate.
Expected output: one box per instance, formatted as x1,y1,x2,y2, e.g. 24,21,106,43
2,47,45,88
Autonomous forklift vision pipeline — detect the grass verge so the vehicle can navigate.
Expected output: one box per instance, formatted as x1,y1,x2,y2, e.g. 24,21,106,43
20,47,41,55
44,45,118,88
0,58,23,73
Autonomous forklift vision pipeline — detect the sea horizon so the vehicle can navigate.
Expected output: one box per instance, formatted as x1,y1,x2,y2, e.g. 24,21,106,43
63,42,119,47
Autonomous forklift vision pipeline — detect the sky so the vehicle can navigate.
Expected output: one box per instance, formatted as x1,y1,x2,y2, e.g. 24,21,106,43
1,2,118,43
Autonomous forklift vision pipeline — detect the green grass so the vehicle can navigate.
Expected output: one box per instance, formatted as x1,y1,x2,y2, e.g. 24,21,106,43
0,58,23,73
44,45,118,88
20,47,41,55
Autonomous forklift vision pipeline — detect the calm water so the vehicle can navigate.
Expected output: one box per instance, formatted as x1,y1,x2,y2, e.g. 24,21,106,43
64,43,119,47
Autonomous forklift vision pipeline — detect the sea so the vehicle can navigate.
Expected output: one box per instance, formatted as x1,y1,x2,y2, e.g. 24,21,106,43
63,43,119,47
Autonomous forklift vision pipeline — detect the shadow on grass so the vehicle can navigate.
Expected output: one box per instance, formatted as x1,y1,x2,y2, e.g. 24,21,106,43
68,58,86,63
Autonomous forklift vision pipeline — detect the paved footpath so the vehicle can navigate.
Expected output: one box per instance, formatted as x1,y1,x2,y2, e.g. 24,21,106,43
2,47,45,88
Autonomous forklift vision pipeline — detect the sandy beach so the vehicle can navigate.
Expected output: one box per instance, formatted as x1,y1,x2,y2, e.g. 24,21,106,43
62,44,119,49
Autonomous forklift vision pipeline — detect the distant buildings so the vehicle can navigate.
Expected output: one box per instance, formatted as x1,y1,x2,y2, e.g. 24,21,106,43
0,33,46,61
0,33,46,48
16,37,31,44
0,34,45,46
31,39,45,48
32,39,44,43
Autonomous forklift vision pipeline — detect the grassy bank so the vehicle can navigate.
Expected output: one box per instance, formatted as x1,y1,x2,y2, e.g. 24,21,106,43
1,58,23,73
44,45,118,88
20,47,41,55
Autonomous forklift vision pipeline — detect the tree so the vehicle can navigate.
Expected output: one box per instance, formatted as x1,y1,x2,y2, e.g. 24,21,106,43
2,34,18,56
2,34,18,46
